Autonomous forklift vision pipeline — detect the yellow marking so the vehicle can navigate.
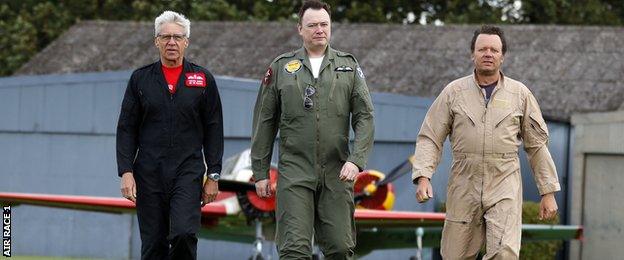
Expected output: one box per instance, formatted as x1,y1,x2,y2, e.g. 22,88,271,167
284,60,302,74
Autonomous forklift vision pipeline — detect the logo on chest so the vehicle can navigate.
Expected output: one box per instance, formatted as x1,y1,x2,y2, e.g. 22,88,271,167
284,60,302,74
185,72,206,88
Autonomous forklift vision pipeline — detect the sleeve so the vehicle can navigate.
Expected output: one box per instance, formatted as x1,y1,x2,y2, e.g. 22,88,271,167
202,73,224,174
116,72,141,177
521,92,561,195
348,64,375,171
250,63,280,181
411,87,453,183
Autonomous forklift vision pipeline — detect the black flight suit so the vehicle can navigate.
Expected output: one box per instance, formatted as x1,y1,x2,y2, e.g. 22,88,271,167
116,59,223,260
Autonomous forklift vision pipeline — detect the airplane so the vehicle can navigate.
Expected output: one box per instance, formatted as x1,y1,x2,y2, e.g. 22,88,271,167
0,149,582,259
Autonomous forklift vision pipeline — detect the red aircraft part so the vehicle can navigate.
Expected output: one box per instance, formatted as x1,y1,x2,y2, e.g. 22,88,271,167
354,170,395,210
246,167,278,212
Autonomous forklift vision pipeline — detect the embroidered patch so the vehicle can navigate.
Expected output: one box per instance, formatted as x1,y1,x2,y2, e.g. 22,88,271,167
263,67,272,86
335,66,353,72
356,67,365,79
185,72,206,87
284,60,302,74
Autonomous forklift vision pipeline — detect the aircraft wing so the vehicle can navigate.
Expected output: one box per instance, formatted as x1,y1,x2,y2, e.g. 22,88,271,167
0,190,265,245
0,192,228,217
354,210,583,256
355,209,445,228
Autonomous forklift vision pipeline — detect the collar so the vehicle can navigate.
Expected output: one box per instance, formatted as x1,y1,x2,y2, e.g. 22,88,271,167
472,70,505,91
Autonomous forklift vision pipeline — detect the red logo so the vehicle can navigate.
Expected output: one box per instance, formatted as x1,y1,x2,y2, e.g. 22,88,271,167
185,72,206,87
263,67,272,86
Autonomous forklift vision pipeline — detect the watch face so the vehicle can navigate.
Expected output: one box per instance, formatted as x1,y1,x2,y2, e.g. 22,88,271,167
209,173,220,181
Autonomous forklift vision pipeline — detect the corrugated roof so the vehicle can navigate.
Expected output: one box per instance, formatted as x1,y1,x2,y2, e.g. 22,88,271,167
16,21,624,121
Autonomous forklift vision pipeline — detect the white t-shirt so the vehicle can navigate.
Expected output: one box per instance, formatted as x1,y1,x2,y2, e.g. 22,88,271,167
309,56,324,78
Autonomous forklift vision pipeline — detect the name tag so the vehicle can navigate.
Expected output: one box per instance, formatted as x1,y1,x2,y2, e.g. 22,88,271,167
490,98,510,109
185,72,206,87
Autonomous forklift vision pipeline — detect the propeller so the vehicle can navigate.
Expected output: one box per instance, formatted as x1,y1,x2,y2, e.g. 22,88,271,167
353,155,416,209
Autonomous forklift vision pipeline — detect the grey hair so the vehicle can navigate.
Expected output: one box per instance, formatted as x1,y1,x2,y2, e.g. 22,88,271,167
154,11,191,38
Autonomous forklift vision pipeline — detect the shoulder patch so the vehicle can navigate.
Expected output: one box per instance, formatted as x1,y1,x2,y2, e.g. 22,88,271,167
262,67,273,86
356,67,365,79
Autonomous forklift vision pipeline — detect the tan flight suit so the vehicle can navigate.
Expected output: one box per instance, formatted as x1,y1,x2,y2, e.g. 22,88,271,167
411,72,560,259
251,47,375,259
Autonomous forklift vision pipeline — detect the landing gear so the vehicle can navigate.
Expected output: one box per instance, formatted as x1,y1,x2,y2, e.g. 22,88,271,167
249,219,265,260
409,227,425,260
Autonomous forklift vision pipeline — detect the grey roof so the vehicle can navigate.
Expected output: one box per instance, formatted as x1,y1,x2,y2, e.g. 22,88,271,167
16,20,624,121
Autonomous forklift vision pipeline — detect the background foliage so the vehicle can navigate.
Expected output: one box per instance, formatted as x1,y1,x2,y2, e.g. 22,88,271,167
520,201,562,260
1,0,624,76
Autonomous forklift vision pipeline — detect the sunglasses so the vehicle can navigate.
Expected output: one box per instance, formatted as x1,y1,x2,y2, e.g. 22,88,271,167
304,85,316,109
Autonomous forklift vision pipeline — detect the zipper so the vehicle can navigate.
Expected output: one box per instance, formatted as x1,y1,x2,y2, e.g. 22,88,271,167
169,91,175,147
329,74,337,100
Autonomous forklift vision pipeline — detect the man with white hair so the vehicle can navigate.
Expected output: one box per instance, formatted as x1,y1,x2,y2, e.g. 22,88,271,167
116,10,223,259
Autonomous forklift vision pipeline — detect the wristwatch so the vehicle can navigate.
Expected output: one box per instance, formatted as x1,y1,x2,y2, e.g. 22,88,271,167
207,173,220,181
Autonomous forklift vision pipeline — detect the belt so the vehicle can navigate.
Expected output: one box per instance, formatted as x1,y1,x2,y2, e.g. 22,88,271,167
452,152,518,160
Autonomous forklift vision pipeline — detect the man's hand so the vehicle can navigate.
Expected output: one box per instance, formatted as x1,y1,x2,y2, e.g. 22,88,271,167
202,180,219,206
120,172,136,203
339,161,360,182
415,177,433,203
255,179,274,198
539,193,558,220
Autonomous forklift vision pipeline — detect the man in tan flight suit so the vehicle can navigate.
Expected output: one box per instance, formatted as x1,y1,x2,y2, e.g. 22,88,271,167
251,0,374,259
412,25,560,259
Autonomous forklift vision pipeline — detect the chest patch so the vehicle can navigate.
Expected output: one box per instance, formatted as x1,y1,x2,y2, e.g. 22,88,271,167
185,72,206,88
490,98,510,109
335,66,353,72
284,60,302,74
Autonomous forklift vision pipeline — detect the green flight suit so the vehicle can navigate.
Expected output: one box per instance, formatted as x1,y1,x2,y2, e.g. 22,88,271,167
251,46,375,259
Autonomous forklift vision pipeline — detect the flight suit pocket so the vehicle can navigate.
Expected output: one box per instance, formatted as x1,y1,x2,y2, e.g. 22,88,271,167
137,89,155,113
528,112,548,137
493,109,514,128
487,211,512,255
328,74,350,118
445,158,475,224
280,84,304,118
456,104,477,126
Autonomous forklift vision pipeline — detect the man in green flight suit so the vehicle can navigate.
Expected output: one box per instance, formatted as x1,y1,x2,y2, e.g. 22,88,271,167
250,0,375,259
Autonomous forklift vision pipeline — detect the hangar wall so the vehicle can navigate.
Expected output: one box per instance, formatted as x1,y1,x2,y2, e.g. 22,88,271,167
569,111,624,260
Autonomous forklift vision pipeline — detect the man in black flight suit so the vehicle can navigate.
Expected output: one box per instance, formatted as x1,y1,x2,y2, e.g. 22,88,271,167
116,10,223,260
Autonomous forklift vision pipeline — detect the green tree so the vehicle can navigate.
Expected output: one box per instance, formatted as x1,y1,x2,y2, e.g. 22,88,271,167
0,4,38,76
520,0,623,25
423,0,513,25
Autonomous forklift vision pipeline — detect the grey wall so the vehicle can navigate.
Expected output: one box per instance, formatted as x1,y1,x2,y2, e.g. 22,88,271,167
0,70,570,259
569,111,624,260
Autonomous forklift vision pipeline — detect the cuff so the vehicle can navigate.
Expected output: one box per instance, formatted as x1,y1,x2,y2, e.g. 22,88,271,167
252,166,268,181
118,169,133,177
538,182,561,195
411,170,433,184
347,156,366,172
